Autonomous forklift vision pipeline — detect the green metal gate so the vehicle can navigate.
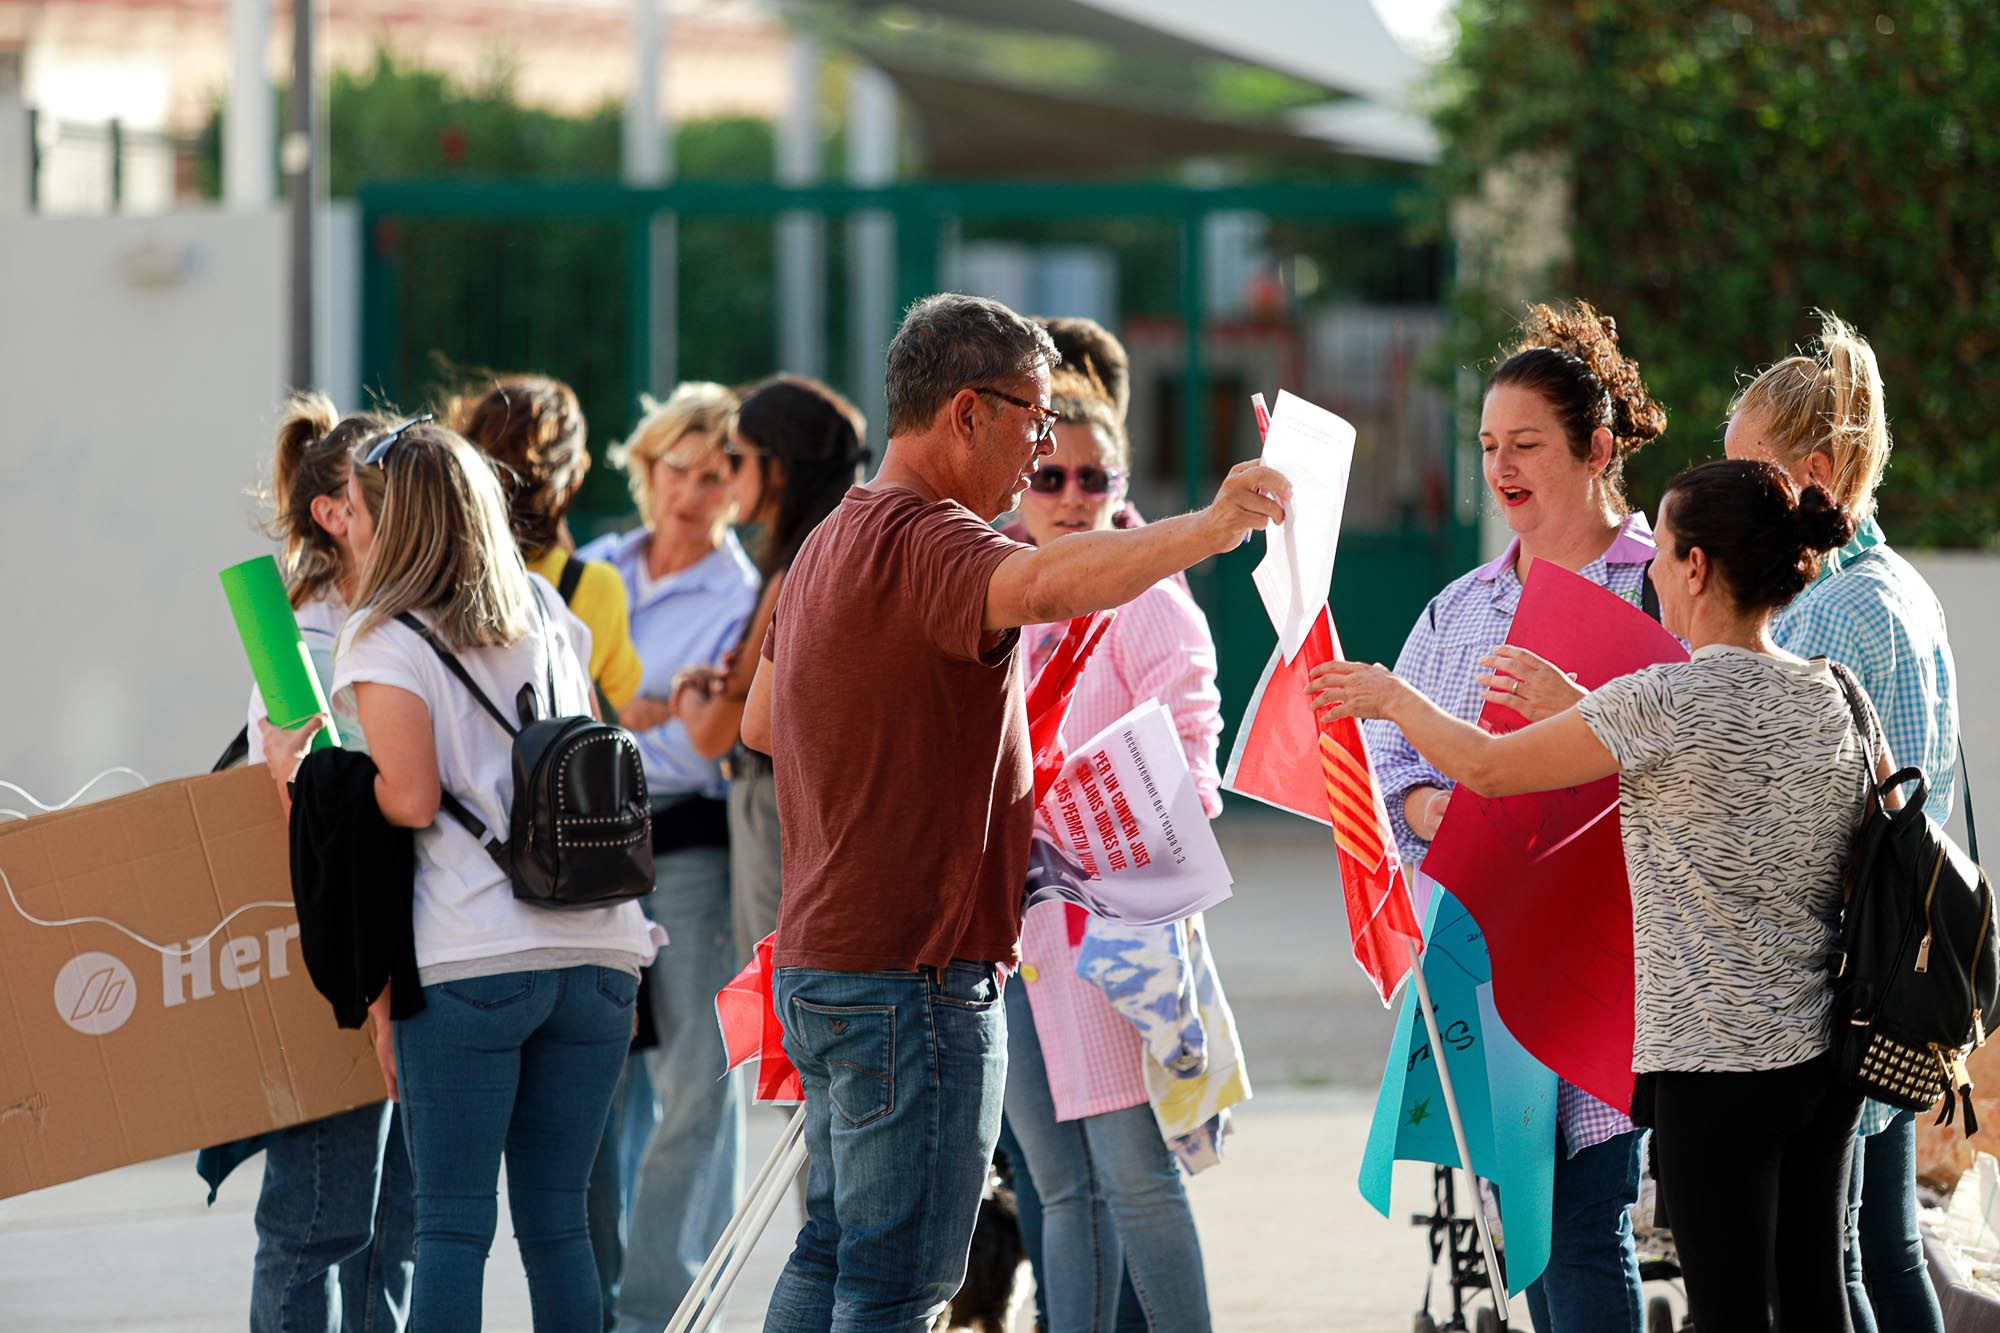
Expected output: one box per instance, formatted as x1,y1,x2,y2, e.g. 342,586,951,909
355,177,1477,742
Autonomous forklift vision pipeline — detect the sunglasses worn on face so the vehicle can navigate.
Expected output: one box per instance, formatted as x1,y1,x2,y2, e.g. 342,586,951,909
973,387,1061,445
359,412,435,467
1027,464,1124,496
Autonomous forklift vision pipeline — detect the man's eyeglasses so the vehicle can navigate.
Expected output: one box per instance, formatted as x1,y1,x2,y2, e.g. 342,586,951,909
359,412,435,467
1026,464,1125,497
973,387,1061,445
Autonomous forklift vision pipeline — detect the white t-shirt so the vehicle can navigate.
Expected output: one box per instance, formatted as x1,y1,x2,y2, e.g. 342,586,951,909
1577,645,1879,1075
247,591,360,761
332,575,658,973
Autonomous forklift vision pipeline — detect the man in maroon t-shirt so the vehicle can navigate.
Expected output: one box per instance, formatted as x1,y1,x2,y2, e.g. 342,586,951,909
742,293,1286,1331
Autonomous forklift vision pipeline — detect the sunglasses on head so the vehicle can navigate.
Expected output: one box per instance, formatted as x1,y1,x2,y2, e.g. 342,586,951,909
1027,464,1125,496
359,412,435,467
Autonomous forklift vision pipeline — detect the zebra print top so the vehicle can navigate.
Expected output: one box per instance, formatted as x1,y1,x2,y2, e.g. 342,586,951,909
1578,645,1884,1074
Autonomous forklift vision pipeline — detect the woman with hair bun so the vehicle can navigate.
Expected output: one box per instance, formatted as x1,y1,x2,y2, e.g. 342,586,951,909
1312,457,1895,1331
1353,301,1667,1331
1728,313,1958,1333
219,393,417,1333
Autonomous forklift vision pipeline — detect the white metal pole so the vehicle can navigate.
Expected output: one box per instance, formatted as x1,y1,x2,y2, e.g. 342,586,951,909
1404,938,1510,1317
691,1130,811,1330
846,63,896,462
0,50,29,218
224,0,273,211
664,1104,807,1333
775,35,824,379
623,0,665,186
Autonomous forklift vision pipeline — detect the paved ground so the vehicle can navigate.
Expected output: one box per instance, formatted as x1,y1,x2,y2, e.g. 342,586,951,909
0,808,1638,1330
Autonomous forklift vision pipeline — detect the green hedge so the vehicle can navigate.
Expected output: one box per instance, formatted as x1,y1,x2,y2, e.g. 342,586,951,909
1430,1,1998,547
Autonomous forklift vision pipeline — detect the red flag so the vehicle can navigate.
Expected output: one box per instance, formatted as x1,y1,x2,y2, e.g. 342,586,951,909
1423,563,1686,1112
716,931,801,1103
1025,609,1116,803
1224,606,1424,1005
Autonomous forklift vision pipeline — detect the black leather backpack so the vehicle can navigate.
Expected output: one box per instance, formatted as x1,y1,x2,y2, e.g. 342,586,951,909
1827,663,1994,1132
397,586,653,911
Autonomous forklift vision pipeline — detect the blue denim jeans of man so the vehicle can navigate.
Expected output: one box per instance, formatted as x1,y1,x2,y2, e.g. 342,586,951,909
1844,1111,1946,1333
587,1056,663,1330
393,965,636,1333
250,1099,415,1333
763,961,1008,1333
1001,980,1209,1331
1524,1126,1644,1333
616,846,746,1329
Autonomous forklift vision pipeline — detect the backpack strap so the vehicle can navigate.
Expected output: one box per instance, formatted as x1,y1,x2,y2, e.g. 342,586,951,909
556,555,585,606
394,613,518,737
1963,743,1982,867
436,789,509,870
391,611,518,871
212,725,250,773
526,579,559,724
1824,660,1928,813
1825,661,1883,796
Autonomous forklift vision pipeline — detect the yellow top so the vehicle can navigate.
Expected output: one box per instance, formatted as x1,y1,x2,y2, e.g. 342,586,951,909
529,548,644,711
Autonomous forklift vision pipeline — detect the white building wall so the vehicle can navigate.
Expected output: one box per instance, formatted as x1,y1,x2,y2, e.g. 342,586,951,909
0,208,357,798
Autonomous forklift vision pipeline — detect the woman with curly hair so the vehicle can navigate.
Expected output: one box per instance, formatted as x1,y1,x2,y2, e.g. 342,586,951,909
1361,301,1669,1332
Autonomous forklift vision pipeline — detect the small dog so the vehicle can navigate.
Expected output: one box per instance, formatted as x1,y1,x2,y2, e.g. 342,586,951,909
939,1153,1027,1332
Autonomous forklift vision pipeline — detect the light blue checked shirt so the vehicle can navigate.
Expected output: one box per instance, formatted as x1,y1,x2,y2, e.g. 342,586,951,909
1366,512,1657,1155
1774,517,1961,1135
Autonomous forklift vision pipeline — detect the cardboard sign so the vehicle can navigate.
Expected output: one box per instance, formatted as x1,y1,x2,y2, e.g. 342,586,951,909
0,766,384,1199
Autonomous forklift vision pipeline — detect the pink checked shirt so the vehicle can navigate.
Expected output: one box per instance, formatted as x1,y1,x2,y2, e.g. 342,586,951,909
1019,576,1224,1121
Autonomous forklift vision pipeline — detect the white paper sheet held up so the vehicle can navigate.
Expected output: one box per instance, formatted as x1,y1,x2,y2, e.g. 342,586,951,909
1251,390,1357,662
1027,700,1234,925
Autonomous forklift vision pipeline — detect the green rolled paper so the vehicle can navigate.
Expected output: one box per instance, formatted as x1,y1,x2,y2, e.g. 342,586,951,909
219,554,342,752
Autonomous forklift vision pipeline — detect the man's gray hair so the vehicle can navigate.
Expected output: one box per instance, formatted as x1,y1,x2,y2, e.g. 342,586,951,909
885,293,1061,437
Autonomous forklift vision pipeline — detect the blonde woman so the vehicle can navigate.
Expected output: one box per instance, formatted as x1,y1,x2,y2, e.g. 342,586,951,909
577,384,759,1328
216,394,415,1333
264,421,659,1331
1726,313,1958,1333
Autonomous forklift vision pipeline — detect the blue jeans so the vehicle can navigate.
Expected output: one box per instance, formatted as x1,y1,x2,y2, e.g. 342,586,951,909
588,1056,663,1329
250,1100,415,1333
1001,980,1209,1331
994,1116,1051,1331
1525,1127,1644,1333
1845,1111,1945,1333
394,965,637,1333
764,961,1008,1333
617,846,746,1326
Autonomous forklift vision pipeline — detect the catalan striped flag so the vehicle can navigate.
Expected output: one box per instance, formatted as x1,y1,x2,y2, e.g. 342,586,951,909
1318,729,1390,869
1223,605,1423,1005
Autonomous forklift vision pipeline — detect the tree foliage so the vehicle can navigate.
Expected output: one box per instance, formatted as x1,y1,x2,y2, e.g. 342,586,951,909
1431,1,1999,546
